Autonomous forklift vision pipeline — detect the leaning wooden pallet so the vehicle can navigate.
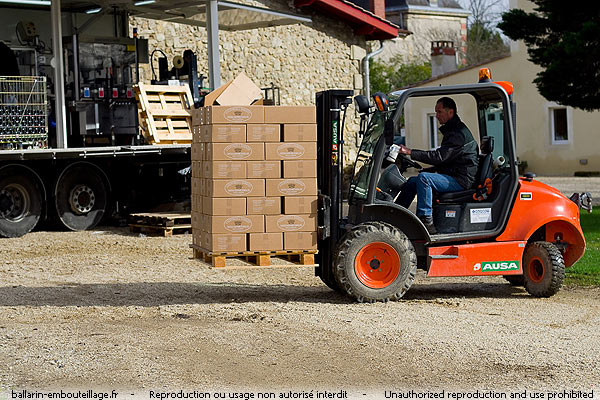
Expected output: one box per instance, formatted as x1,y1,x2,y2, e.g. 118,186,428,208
134,83,194,144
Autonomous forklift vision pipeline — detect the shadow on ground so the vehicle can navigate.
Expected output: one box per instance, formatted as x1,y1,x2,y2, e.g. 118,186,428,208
0,280,527,307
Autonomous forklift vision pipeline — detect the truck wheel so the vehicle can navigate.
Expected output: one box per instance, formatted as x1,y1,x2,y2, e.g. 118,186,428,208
504,275,524,286
0,166,44,238
334,222,417,302
55,164,108,231
523,241,565,297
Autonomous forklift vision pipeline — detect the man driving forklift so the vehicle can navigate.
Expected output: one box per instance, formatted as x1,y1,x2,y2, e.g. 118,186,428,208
396,97,479,234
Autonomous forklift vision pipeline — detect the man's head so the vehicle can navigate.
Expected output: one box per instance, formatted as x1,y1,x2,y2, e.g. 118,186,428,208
435,97,457,125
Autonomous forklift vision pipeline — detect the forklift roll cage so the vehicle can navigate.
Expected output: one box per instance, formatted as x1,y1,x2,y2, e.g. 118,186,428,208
348,82,520,244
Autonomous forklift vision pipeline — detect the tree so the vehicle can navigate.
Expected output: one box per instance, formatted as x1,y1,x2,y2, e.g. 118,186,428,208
461,0,510,65
369,57,431,94
499,1,600,111
466,21,509,65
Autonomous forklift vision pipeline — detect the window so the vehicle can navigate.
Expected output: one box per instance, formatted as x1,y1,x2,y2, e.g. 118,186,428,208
427,114,442,149
550,106,571,144
483,102,506,161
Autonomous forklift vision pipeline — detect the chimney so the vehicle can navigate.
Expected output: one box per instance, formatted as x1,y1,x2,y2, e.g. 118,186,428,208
370,0,385,18
431,41,457,78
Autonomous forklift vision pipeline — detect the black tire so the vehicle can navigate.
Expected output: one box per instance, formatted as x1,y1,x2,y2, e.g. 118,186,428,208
523,241,565,297
504,275,525,286
0,166,44,238
55,164,108,231
334,222,417,302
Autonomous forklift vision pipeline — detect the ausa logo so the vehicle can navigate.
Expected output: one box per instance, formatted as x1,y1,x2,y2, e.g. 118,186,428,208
473,261,519,272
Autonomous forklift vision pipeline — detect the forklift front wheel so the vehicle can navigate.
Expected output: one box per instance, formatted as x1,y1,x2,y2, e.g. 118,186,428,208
523,241,565,297
334,222,417,302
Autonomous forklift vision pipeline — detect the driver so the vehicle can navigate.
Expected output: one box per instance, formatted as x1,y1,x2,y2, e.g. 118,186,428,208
396,97,479,234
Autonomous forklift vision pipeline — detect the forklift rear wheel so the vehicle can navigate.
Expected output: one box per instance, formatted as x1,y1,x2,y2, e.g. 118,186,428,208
503,275,524,286
0,167,44,238
523,241,565,297
334,222,417,302
55,164,108,231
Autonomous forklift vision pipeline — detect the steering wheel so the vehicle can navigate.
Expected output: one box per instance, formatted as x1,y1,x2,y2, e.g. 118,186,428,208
398,154,423,171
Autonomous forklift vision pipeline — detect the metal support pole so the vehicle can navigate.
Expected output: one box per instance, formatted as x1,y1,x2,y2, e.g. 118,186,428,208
362,40,385,100
206,0,221,89
51,0,68,148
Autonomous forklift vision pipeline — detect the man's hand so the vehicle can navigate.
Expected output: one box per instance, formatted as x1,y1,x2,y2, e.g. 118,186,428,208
399,144,412,156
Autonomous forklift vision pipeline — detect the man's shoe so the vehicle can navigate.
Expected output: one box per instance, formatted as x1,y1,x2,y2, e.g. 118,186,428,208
419,215,437,235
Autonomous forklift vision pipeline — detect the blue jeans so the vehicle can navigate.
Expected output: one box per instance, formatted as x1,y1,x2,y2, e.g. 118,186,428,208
396,172,463,216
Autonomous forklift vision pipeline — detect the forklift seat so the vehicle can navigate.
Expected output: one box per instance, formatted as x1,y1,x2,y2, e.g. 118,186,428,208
436,136,494,203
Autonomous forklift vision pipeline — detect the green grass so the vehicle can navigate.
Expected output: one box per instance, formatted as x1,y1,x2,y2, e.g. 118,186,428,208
565,208,600,286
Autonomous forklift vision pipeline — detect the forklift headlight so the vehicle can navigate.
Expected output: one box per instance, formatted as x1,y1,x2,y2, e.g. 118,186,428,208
372,92,389,112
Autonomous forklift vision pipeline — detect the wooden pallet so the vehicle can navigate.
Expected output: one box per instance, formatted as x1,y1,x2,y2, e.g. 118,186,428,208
134,83,194,144
128,212,191,236
130,224,192,237
190,244,317,269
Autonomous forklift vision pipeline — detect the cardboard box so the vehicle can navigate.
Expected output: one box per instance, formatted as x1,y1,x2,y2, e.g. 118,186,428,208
192,230,202,247
192,125,202,143
207,179,265,197
191,177,202,196
283,196,318,214
247,161,281,179
265,214,317,232
205,215,264,234
247,197,281,215
203,124,246,142
264,106,316,123
205,105,264,124
249,233,284,252
203,197,246,216
191,211,202,228
191,196,203,214
203,161,247,179
246,124,281,142
283,160,317,178
206,142,264,161
191,161,203,179
284,232,317,250
283,124,317,142
203,233,247,252
265,178,318,197
192,108,205,126
191,142,204,161
203,72,263,106
265,142,317,160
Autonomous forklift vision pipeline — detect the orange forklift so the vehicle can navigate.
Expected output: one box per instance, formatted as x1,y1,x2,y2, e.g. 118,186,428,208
315,70,591,302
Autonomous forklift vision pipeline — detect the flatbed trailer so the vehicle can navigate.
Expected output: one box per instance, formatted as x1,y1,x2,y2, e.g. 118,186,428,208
0,144,191,238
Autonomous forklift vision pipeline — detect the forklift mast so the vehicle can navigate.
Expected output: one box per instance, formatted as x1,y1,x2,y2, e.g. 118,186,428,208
315,89,353,284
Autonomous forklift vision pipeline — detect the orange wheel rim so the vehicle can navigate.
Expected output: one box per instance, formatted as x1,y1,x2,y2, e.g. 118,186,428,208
354,242,400,289
528,256,545,283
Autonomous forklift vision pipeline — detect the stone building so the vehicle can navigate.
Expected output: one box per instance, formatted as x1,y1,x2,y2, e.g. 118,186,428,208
129,0,400,161
350,0,469,64
131,0,398,107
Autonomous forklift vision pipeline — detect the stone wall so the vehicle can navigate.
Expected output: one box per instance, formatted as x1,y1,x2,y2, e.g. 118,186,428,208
130,0,366,163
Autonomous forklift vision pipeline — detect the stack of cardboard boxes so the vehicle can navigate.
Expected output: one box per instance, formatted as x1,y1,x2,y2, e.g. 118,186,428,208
191,104,318,254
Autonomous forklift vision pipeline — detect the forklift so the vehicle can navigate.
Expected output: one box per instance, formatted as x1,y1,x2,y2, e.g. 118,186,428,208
315,70,590,302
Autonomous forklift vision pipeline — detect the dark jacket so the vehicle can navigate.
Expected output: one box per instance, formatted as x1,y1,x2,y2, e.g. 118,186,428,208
410,114,479,189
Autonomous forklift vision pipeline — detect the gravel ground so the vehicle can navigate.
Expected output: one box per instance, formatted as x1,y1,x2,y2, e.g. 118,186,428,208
1,227,599,398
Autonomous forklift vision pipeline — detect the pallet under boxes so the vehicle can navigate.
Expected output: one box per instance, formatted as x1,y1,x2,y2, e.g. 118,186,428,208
190,244,317,269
